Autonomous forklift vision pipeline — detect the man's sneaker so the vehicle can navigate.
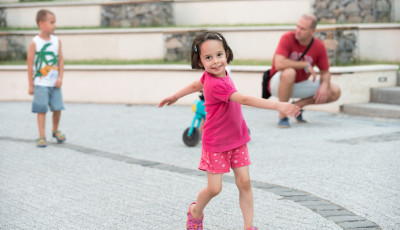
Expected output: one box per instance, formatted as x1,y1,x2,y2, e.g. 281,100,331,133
278,117,290,128
295,110,307,123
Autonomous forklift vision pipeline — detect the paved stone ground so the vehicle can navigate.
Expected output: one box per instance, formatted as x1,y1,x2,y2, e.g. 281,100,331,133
1,102,399,229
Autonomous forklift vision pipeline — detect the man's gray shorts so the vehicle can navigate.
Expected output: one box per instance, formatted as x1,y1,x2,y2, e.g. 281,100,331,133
32,86,65,113
270,71,320,98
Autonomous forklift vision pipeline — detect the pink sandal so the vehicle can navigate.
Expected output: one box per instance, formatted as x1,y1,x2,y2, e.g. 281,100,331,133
246,227,259,230
186,202,203,230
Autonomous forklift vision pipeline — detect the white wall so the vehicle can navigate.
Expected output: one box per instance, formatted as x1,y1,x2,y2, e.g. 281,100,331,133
12,25,399,62
359,27,400,62
5,5,101,28
57,31,164,60
173,0,312,26
222,29,286,60
395,0,400,21
3,0,311,28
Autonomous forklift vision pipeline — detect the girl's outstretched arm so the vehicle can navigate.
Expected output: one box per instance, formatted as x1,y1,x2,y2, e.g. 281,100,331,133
158,80,203,107
230,92,301,117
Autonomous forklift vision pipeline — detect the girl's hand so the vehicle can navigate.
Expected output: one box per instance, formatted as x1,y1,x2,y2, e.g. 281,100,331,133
158,96,178,107
278,102,301,117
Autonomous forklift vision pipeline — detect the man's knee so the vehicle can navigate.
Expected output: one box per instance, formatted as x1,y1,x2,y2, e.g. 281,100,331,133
280,68,296,84
330,84,341,101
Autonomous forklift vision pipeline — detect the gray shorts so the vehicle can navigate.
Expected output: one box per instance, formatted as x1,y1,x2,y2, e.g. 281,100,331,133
32,86,65,113
270,71,320,98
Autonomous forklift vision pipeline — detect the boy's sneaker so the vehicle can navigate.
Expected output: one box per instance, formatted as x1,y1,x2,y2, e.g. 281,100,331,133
186,202,203,230
278,117,290,128
295,110,307,123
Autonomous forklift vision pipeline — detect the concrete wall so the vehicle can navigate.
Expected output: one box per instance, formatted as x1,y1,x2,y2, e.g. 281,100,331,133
172,0,312,26
395,0,400,21
1,65,398,113
5,24,399,62
359,26,400,62
221,29,285,60
2,0,312,28
3,0,399,28
58,30,165,60
5,4,101,28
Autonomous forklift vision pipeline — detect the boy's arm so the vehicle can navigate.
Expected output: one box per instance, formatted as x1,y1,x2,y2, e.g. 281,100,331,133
158,80,203,107
27,41,35,95
229,92,300,117
55,40,64,88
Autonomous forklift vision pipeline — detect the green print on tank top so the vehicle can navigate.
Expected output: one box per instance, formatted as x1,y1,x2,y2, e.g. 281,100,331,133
34,43,58,79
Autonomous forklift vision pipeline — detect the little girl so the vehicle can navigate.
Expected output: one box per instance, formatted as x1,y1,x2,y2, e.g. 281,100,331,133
159,31,300,230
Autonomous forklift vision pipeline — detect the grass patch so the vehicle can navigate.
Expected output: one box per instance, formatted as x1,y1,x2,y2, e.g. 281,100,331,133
64,59,190,65
230,60,271,66
1,22,399,32
360,60,399,67
0,60,26,65
0,59,397,68
0,24,294,31
340,60,400,69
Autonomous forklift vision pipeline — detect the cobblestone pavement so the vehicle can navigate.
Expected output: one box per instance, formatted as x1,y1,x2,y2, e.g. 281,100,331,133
1,102,399,229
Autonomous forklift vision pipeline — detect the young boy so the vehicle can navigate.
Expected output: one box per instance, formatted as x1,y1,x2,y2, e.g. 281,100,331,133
27,9,66,147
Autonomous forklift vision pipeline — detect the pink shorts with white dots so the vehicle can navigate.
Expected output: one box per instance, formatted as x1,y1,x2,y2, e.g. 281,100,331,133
198,144,251,174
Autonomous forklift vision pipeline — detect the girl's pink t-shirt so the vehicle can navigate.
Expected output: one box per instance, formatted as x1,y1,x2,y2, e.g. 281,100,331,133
200,71,251,152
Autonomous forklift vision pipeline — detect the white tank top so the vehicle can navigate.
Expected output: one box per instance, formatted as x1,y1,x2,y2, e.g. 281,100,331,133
33,35,59,87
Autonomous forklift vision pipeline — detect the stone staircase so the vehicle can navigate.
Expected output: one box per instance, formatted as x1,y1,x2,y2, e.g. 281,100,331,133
341,72,400,119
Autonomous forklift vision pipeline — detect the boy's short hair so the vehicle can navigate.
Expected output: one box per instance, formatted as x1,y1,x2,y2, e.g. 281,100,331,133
36,9,54,26
191,31,234,70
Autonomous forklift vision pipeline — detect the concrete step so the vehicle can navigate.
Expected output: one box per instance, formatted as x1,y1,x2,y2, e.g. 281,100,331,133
341,103,400,119
371,87,400,105
398,71,400,86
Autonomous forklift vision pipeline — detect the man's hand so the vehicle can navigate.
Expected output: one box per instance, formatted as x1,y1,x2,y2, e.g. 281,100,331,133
314,83,329,104
305,63,317,82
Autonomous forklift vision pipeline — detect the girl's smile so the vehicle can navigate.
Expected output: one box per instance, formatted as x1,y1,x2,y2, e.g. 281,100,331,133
199,40,228,78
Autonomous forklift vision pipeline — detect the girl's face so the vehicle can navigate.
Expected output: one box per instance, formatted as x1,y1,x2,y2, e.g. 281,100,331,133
39,13,56,35
199,40,228,78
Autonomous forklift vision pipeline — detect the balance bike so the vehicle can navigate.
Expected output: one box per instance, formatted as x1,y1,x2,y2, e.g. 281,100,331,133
182,92,206,147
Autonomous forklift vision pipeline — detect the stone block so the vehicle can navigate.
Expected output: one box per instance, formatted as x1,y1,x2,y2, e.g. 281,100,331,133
338,220,377,228
359,0,374,10
314,0,393,23
101,2,174,27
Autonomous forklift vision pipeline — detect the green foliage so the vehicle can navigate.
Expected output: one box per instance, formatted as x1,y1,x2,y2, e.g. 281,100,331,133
19,0,53,2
